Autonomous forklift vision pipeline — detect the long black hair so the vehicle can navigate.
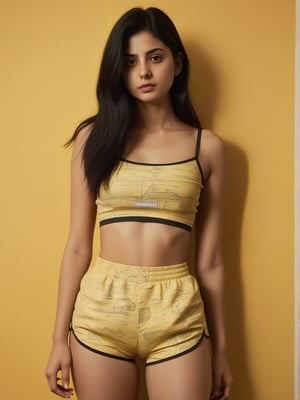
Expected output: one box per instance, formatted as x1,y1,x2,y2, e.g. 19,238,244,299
67,7,201,196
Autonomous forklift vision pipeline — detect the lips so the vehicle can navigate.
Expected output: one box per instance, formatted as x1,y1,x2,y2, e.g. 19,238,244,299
138,83,156,93
138,83,155,89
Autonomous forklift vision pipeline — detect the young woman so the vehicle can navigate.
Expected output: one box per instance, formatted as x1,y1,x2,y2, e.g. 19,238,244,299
45,7,232,400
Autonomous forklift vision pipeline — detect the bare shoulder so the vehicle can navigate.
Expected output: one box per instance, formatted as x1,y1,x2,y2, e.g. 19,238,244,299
201,129,225,156
72,123,94,159
75,123,93,145
199,129,225,179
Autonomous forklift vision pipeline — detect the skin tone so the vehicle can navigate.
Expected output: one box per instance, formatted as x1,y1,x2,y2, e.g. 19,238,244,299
45,30,233,400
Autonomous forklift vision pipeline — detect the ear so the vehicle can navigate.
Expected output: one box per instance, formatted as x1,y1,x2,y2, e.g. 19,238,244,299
174,52,183,76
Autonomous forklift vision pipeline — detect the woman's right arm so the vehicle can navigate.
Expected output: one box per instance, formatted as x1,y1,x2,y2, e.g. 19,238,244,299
45,127,96,398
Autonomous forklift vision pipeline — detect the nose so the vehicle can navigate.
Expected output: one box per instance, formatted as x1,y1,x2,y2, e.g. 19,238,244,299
139,60,152,79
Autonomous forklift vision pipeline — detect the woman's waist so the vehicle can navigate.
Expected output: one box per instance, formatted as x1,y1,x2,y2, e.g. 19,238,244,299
99,221,191,266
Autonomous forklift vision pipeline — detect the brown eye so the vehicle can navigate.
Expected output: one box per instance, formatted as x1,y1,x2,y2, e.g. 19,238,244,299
150,54,162,63
125,58,137,67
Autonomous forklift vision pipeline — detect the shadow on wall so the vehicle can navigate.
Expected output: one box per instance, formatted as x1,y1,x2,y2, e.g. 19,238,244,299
188,39,254,399
223,141,253,400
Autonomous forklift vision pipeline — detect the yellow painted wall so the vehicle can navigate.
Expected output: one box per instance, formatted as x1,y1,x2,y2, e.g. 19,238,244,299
0,1,294,399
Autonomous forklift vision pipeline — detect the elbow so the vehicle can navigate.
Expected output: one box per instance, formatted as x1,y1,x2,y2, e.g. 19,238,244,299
64,241,93,262
197,253,224,272
201,261,224,272
196,260,224,280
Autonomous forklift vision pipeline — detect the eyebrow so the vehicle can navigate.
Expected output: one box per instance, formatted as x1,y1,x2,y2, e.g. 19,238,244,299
125,48,166,57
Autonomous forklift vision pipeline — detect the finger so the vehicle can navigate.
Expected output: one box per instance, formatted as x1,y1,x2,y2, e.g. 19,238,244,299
46,370,72,399
61,364,71,391
56,383,74,398
210,387,221,399
210,379,221,399
45,368,59,395
219,382,231,400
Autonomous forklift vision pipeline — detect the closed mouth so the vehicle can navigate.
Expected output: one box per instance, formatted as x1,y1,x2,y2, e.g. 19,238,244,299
138,83,155,89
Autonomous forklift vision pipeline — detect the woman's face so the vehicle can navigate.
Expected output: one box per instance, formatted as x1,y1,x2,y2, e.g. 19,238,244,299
122,31,182,104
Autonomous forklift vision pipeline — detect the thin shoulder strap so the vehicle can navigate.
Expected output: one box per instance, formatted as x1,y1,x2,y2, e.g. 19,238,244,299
195,128,202,158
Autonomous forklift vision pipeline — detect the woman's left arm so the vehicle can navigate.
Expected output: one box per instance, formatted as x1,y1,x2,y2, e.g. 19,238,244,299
195,131,233,400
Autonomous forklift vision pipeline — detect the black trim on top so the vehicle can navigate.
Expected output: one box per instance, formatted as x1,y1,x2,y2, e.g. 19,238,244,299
196,158,205,185
100,216,192,232
146,331,209,366
195,128,202,158
195,128,205,184
119,157,196,166
70,327,136,363
119,128,205,187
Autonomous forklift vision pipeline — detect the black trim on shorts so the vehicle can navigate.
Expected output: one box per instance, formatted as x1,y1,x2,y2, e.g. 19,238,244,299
100,216,192,232
145,331,210,366
70,327,136,363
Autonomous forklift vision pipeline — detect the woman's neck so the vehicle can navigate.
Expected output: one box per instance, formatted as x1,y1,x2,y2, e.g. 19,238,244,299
134,98,178,131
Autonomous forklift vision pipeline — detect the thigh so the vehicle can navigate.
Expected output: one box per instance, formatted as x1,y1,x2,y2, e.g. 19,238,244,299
146,339,212,400
70,332,139,400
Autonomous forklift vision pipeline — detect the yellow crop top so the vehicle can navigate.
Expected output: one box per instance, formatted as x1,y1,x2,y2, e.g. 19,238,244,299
96,129,204,232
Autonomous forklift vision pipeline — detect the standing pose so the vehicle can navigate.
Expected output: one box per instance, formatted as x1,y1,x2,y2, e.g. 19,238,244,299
46,7,232,400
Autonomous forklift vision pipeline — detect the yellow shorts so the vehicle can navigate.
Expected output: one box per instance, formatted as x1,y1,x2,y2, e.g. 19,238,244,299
71,257,209,365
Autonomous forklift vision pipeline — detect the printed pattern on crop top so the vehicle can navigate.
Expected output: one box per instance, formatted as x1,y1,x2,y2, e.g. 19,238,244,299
96,129,204,232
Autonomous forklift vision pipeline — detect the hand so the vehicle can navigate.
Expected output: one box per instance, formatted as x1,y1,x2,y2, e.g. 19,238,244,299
45,342,74,398
210,351,233,400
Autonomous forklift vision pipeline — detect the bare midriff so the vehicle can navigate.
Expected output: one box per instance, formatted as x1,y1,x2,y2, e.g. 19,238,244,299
99,222,191,266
